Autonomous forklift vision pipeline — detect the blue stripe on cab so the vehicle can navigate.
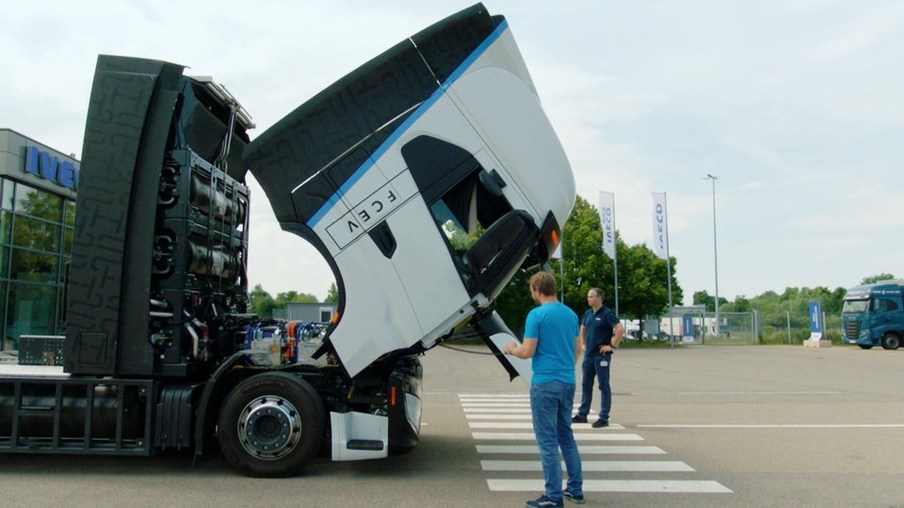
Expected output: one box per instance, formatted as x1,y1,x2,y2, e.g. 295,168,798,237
306,21,510,229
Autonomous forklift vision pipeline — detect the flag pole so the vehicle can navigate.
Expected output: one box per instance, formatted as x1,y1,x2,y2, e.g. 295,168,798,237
652,192,675,346
663,192,674,347
599,191,618,316
612,194,619,317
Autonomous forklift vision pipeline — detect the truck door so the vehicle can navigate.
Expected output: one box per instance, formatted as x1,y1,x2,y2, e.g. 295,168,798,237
870,295,902,337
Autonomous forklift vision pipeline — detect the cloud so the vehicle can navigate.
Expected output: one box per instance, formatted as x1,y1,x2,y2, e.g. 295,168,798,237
809,2,904,60
3,1,903,304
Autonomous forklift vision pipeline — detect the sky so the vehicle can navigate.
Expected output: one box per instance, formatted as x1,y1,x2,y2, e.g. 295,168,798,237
3,0,903,304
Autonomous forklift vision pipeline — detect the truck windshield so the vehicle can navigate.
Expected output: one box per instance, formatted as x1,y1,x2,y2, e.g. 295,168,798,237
842,300,868,313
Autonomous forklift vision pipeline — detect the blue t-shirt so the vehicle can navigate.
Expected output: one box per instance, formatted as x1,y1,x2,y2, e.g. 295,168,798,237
524,301,579,384
582,305,620,356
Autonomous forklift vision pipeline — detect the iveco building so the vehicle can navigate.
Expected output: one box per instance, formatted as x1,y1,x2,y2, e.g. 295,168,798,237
0,129,78,352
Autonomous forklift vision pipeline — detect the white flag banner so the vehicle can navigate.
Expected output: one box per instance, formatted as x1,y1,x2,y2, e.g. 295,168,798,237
651,192,669,260
598,191,616,259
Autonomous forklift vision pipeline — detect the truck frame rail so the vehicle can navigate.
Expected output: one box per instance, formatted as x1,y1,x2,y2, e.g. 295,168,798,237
0,370,156,455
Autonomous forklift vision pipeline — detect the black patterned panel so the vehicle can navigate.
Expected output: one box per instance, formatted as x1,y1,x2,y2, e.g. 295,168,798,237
65,56,184,375
65,56,251,376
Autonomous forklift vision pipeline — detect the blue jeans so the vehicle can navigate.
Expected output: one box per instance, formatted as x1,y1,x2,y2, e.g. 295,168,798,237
577,353,611,420
530,381,583,500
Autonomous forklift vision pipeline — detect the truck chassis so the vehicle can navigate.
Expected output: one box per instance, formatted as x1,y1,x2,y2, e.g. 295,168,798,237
0,3,573,477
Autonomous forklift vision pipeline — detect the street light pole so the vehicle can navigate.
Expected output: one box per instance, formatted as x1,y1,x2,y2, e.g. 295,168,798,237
705,174,720,337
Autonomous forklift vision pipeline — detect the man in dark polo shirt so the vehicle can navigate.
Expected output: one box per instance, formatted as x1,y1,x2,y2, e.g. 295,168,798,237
572,287,624,428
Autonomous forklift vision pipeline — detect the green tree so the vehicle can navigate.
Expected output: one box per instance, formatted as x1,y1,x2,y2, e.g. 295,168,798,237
693,290,727,312
861,273,896,285
249,284,276,317
825,287,847,314
617,242,682,329
274,291,318,306
492,269,533,337
492,195,607,334
5,189,64,282
249,285,320,317
729,285,847,343
491,195,681,338
325,282,339,304
555,195,609,311
722,295,751,313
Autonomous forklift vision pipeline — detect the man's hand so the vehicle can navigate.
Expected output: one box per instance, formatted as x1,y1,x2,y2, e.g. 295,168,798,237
506,338,537,359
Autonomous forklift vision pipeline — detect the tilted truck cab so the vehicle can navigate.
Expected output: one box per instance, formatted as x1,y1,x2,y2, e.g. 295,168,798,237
245,3,571,383
842,281,904,350
0,3,574,476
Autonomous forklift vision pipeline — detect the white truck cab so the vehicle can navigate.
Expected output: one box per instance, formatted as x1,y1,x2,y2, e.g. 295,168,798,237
246,3,574,382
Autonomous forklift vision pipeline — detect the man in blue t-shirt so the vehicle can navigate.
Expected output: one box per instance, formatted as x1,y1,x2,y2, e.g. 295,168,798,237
572,287,624,428
504,271,583,507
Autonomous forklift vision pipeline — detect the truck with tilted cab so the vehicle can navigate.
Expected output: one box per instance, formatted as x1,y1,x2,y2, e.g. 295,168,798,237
0,3,574,476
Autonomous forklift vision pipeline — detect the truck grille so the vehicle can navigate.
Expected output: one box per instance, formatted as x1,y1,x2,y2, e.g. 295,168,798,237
843,321,861,340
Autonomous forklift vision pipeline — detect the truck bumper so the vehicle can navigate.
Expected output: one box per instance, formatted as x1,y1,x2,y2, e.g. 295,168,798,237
330,357,422,461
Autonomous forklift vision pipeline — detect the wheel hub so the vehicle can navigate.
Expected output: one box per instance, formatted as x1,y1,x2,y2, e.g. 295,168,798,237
238,396,302,460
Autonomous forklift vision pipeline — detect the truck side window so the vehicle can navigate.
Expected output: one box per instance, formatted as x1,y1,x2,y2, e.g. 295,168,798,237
872,298,899,313
871,299,883,313
402,136,513,256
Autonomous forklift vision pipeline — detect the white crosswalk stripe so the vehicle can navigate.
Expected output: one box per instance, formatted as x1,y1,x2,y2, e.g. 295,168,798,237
459,393,733,495
461,402,532,407
465,414,537,420
487,479,733,493
481,460,695,472
465,407,539,413
469,421,626,430
473,432,644,441
476,445,666,455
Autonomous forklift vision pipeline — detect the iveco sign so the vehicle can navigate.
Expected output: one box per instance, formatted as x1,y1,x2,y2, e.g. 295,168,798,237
24,146,79,190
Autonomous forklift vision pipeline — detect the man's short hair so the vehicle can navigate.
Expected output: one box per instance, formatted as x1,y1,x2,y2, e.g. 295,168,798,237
529,271,557,296
590,287,604,300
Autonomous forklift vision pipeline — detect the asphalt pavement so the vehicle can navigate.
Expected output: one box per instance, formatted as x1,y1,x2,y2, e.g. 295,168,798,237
1,344,903,507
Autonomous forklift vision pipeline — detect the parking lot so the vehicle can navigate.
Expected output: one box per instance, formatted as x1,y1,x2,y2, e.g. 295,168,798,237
1,344,903,507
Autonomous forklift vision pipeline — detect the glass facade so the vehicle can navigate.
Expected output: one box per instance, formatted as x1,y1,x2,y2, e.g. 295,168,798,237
0,177,74,350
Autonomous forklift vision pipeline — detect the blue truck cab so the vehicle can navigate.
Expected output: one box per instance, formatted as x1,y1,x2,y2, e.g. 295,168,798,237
841,281,904,350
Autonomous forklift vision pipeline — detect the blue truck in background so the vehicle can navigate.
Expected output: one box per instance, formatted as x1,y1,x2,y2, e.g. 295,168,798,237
841,281,904,350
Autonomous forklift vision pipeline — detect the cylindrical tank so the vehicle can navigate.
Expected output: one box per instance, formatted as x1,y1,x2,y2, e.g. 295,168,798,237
188,241,238,279
0,383,144,441
190,174,245,224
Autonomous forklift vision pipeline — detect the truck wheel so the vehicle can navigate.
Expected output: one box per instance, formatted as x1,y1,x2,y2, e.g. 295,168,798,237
881,334,901,350
217,372,325,477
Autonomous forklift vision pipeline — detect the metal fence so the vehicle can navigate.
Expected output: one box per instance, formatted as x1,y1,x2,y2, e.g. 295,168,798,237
759,311,842,345
652,310,842,345
655,312,758,345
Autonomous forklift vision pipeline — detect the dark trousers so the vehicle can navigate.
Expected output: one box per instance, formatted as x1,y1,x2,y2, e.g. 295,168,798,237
577,353,611,420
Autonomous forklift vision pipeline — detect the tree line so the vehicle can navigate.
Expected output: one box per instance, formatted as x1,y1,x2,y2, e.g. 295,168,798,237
490,196,892,340
493,195,680,337
701,273,895,342
248,283,339,317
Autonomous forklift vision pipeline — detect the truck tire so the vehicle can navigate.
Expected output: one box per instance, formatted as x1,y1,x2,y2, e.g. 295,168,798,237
881,334,901,350
217,372,325,477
